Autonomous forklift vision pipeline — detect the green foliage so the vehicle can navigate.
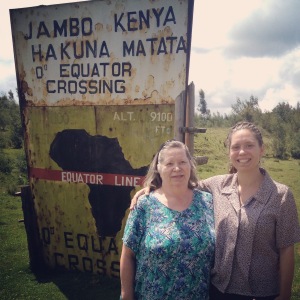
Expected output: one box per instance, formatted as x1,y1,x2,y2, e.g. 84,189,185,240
291,131,300,159
15,151,28,174
0,91,23,149
10,115,23,149
0,149,28,196
231,95,262,123
197,89,210,116
195,111,232,128
269,102,300,159
0,134,9,149
0,150,13,174
195,93,300,159
272,122,289,159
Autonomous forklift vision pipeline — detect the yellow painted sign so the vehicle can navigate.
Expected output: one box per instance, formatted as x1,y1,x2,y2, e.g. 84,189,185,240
10,0,193,276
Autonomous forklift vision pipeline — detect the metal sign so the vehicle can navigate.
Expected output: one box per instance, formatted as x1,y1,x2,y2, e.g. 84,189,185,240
10,0,193,277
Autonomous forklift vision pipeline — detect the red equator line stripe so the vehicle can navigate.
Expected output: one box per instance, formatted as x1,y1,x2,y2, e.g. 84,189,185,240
29,167,145,187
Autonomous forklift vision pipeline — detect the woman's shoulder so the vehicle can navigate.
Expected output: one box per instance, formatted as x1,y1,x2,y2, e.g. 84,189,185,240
262,170,293,199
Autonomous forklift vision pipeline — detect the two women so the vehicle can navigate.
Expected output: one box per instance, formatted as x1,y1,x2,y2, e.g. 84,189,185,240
122,121,300,299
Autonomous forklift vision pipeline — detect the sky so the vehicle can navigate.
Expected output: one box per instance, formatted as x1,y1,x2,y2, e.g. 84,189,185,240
1,0,300,114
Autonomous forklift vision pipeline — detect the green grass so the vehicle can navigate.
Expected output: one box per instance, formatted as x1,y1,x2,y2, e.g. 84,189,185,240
1,128,300,299
0,192,120,299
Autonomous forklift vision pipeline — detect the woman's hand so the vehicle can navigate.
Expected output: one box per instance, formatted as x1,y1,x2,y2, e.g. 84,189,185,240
130,187,150,210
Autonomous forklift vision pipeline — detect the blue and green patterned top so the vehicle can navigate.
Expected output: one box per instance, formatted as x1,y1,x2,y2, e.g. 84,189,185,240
122,189,215,300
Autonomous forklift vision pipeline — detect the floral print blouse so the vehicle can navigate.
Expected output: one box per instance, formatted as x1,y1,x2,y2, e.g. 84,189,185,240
122,189,215,300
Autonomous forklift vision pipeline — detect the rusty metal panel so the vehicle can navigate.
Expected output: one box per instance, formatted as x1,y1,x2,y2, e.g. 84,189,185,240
10,0,193,277
10,0,191,106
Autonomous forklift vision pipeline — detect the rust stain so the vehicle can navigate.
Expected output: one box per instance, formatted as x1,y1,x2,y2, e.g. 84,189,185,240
106,24,112,32
95,22,104,31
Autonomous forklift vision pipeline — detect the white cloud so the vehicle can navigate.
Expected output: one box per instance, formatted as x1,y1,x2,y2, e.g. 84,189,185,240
190,0,300,114
230,57,280,90
0,60,17,94
259,47,300,111
260,84,299,112
192,0,262,49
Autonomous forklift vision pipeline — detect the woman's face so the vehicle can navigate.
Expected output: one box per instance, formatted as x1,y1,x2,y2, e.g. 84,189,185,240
157,147,191,187
229,129,264,173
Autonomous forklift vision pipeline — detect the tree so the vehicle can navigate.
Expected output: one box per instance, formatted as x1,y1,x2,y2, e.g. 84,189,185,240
272,102,293,123
0,91,23,148
197,89,210,117
0,93,11,131
271,102,300,159
231,95,261,123
291,131,300,159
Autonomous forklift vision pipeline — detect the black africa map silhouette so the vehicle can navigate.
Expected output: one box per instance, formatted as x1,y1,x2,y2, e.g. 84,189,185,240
49,129,148,237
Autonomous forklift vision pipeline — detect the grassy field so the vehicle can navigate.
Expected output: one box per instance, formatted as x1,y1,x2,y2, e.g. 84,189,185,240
0,127,300,299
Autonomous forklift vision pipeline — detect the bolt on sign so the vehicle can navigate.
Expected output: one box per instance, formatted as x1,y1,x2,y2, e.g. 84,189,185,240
10,0,194,277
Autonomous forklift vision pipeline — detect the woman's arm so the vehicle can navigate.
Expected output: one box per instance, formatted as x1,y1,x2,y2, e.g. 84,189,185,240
276,245,294,300
120,244,136,300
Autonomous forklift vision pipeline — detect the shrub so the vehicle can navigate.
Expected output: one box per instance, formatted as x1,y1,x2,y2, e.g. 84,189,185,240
0,151,13,174
291,132,300,159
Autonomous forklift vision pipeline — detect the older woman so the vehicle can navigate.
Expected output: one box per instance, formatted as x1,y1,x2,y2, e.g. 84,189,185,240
120,140,215,300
